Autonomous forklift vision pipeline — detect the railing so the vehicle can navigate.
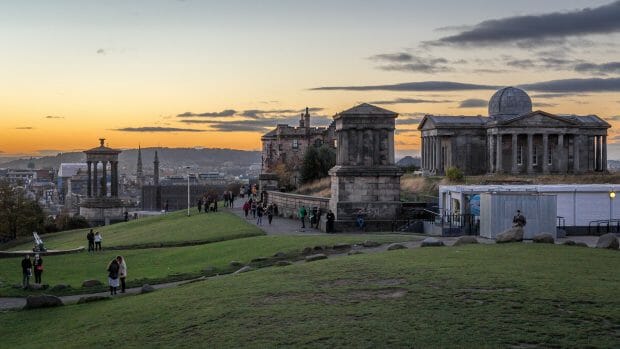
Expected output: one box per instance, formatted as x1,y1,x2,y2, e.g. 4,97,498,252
588,219,620,235
397,208,479,236
557,216,566,231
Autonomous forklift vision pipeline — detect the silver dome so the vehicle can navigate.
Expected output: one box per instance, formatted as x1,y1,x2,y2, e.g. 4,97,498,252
488,87,532,117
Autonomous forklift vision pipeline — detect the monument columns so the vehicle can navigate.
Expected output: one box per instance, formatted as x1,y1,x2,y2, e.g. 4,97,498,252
93,161,98,197
558,134,565,172
101,161,108,196
527,133,534,174
602,135,607,171
595,135,601,171
511,133,518,174
573,135,580,173
496,134,503,173
435,136,442,174
87,161,92,197
488,135,494,173
542,134,549,174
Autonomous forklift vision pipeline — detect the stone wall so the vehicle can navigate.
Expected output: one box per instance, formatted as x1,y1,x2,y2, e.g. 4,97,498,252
265,191,329,220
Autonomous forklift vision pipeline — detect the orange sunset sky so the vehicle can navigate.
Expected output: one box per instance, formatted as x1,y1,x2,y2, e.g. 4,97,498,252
1,0,619,158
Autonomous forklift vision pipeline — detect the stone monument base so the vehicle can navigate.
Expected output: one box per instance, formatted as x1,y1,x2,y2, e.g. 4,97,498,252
80,198,125,226
329,165,403,232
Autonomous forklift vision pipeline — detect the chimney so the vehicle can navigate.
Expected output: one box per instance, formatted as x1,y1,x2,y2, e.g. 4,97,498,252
304,107,310,129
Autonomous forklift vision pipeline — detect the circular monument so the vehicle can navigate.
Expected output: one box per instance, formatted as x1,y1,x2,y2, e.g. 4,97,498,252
488,86,532,117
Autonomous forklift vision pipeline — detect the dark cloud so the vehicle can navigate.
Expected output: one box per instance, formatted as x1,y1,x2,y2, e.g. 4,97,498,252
369,52,452,73
177,110,237,118
533,102,558,108
179,114,333,133
396,117,423,125
574,61,620,75
45,115,64,119
433,1,620,46
368,98,452,105
505,57,582,70
96,48,106,55
603,115,620,121
114,127,205,133
15,127,34,130
531,93,587,99
459,99,488,108
519,77,620,92
311,81,498,91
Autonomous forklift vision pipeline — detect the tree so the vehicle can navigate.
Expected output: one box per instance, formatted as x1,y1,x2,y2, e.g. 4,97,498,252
300,145,336,184
0,180,47,242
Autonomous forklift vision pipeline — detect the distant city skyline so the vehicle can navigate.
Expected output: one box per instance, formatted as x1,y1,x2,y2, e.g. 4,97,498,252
1,0,619,157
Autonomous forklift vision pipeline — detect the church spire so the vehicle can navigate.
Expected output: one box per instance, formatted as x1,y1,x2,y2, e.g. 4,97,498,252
153,150,160,186
137,145,144,185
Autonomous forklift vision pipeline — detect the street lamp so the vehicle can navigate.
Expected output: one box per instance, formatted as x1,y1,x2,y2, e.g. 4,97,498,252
610,190,616,222
186,166,192,217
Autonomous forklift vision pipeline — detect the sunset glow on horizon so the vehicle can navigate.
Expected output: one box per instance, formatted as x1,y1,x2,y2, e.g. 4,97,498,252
1,0,619,157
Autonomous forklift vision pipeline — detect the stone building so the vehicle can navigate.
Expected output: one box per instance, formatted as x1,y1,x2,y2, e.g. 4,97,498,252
418,87,611,175
260,107,336,189
329,103,403,231
80,139,125,225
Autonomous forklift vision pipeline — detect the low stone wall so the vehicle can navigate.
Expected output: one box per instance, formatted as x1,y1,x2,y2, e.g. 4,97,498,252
266,191,330,221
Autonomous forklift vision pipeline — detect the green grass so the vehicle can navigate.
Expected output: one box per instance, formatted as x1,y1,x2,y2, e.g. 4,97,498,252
1,244,618,348
0,234,414,296
5,209,264,250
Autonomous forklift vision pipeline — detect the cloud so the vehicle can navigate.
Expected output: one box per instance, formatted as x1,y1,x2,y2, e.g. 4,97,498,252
182,114,334,133
531,93,587,99
369,52,452,73
432,1,620,46
96,48,106,55
15,127,34,130
177,110,237,118
533,102,558,108
396,117,423,125
45,115,64,119
519,77,620,92
574,61,620,75
311,81,498,91
368,98,452,105
603,115,620,121
114,127,205,133
459,99,488,108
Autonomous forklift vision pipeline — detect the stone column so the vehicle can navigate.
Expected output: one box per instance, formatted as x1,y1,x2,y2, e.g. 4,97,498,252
527,134,534,174
603,135,607,171
558,135,565,172
101,161,107,197
423,136,428,170
496,134,503,173
573,135,580,173
435,136,442,174
595,135,601,171
488,134,494,173
87,161,92,197
111,161,118,197
93,161,98,197
542,134,549,174
511,133,518,174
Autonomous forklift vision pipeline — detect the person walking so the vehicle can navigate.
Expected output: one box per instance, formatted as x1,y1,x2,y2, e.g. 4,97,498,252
94,232,103,251
243,200,250,218
116,256,127,293
21,254,32,289
197,199,203,213
107,258,120,295
267,204,274,225
87,229,95,253
256,204,264,225
326,210,335,233
33,254,44,284
251,200,257,219
299,206,307,229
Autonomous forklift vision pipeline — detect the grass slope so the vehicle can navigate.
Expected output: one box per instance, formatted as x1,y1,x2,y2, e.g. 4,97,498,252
1,244,618,348
6,210,263,251
0,235,413,296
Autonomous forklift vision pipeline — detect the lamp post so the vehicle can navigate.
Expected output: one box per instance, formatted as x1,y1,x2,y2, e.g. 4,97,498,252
609,190,615,222
186,166,192,217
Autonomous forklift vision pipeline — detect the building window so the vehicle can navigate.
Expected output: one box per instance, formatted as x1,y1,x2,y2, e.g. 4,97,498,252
292,139,299,149
278,143,283,151
334,139,338,148
548,152,552,165
532,146,537,165
517,145,523,165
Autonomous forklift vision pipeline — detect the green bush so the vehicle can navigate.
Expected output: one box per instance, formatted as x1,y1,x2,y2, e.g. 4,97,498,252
446,167,464,182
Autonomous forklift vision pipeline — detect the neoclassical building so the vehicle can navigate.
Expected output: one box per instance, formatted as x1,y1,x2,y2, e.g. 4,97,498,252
418,87,611,175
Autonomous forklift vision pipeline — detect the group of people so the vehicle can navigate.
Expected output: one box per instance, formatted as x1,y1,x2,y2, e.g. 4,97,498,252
106,256,127,295
222,190,235,208
197,195,218,213
298,206,335,231
86,229,103,252
242,198,278,226
20,254,43,289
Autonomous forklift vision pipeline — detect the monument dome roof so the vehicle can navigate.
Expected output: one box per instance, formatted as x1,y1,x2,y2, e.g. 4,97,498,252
488,87,532,117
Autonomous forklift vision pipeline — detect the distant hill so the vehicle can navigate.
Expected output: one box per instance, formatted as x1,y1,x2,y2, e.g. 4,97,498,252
396,156,420,168
0,148,261,175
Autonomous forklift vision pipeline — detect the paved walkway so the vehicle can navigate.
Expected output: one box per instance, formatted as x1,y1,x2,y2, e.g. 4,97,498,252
228,198,325,235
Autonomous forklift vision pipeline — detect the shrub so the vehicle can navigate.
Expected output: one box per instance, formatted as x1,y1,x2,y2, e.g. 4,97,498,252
446,167,464,182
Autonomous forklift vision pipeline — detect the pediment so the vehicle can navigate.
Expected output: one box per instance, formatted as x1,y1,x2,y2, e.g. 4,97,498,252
500,111,576,127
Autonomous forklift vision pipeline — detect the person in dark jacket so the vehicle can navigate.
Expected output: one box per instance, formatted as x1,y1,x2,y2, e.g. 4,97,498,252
21,254,32,289
512,210,527,227
107,258,120,295
267,204,274,225
87,229,95,252
33,254,44,284
326,210,335,233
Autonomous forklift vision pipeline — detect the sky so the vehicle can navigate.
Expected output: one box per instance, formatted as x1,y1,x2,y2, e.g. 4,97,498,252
1,0,619,158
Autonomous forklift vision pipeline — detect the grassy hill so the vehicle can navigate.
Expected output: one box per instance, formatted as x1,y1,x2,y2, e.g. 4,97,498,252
1,244,618,348
6,210,264,251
